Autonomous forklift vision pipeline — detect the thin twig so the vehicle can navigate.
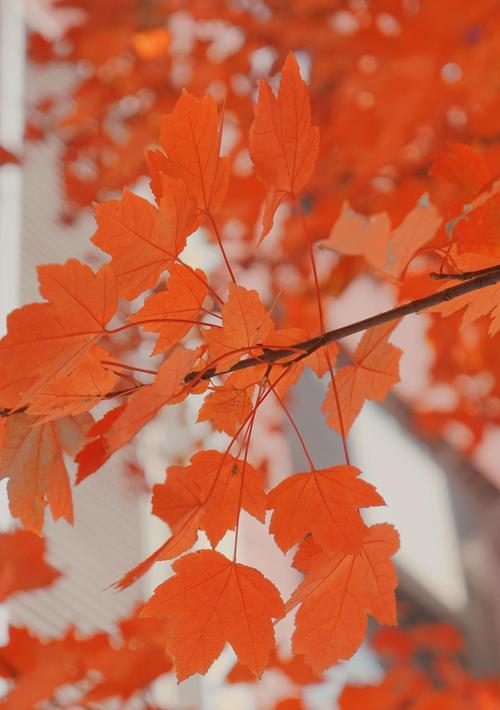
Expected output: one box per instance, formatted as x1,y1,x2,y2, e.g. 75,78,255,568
184,263,500,383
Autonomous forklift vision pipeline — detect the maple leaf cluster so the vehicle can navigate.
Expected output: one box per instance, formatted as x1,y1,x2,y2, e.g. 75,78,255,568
25,0,500,457
1,1,500,704
0,54,408,686
0,529,496,707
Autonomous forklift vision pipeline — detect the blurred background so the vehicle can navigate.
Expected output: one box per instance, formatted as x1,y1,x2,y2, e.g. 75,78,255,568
2,1,500,708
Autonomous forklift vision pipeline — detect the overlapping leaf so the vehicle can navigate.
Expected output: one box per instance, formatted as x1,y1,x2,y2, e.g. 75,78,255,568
323,322,401,435
26,346,115,421
323,197,442,281
197,370,254,436
289,524,399,672
0,260,117,410
0,412,92,533
268,465,384,555
204,283,275,369
154,449,266,547
116,449,266,588
93,176,197,300
130,263,209,354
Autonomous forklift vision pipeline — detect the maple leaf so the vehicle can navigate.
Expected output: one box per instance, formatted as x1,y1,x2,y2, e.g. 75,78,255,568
454,190,500,259
26,345,115,422
432,281,500,336
249,52,319,240
323,322,401,435
160,90,229,214
204,283,275,369
146,148,172,205
268,465,384,556
141,549,285,679
323,196,442,281
117,447,267,590
154,449,267,547
130,263,209,354
92,176,197,300
197,372,254,436
117,436,268,590
0,412,92,533
0,260,117,410
289,524,399,673
430,143,490,201
76,346,203,481
0,530,60,601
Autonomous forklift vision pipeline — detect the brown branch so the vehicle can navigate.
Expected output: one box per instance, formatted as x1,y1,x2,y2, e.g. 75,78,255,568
430,264,500,281
184,263,500,383
1,265,499,418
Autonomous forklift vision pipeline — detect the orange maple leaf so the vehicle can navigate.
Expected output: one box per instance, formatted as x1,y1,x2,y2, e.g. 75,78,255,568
0,260,117,410
446,284,500,336
197,373,254,436
455,191,500,260
130,263,209,354
430,143,490,201
268,465,384,555
204,283,275,369
323,196,442,281
0,412,92,533
289,524,399,673
160,90,229,214
116,447,267,590
26,345,115,422
155,449,267,547
141,549,285,680
92,175,197,300
323,321,401,435
249,52,319,240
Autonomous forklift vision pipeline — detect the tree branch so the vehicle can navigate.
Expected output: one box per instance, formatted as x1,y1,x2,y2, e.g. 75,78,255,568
2,265,499,417
185,264,500,383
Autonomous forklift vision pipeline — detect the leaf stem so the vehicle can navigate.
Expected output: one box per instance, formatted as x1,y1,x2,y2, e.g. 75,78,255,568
271,384,315,470
232,378,266,562
296,198,351,465
207,211,237,285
